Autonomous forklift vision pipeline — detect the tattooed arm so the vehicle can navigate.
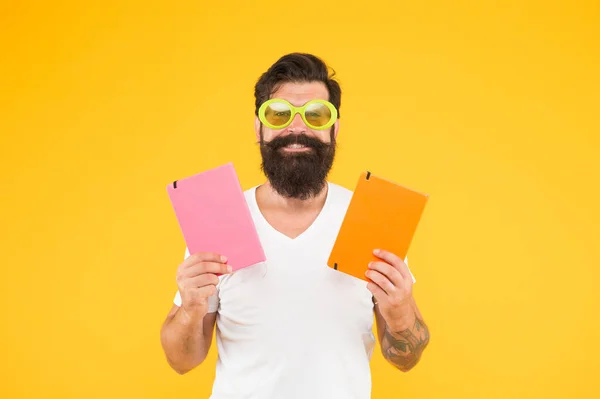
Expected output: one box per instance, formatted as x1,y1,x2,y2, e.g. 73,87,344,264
374,295,430,372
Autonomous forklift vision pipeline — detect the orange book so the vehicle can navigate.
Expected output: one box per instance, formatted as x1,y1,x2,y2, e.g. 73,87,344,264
327,171,429,282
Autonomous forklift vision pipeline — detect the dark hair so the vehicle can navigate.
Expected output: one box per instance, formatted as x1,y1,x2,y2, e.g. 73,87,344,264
254,53,342,118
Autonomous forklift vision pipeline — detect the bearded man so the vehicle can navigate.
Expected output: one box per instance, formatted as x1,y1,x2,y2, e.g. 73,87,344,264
160,52,430,399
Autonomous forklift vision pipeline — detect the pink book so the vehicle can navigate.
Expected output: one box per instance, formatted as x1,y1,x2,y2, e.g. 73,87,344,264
166,162,266,272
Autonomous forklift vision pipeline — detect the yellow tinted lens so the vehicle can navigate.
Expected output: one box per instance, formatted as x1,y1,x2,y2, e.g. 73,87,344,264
264,102,292,126
304,102,331,127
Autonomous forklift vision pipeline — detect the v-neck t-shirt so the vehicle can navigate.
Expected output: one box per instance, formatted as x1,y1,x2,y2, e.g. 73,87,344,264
173,181,414,399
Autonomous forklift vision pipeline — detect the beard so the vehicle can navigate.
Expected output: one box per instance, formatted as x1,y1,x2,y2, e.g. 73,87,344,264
259,128,336,200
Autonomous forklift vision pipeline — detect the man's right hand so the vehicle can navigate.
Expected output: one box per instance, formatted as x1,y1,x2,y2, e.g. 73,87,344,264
176,252,231,323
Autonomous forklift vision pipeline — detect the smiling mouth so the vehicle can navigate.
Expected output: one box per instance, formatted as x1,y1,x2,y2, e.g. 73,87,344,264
281,143,312,152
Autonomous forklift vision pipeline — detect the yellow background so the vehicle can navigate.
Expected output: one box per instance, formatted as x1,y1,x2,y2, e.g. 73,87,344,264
1,1,599,398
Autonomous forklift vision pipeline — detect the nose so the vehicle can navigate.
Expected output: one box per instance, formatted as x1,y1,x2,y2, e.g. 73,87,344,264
286,112,308,133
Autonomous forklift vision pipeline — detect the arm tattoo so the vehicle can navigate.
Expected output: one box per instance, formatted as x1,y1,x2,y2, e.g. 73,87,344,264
382,313,430,371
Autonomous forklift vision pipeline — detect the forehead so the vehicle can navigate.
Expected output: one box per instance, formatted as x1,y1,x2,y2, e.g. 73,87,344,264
270,81,329,106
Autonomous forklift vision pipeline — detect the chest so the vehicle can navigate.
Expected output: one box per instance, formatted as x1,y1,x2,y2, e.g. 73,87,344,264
259,207,322,240
215,241,375,343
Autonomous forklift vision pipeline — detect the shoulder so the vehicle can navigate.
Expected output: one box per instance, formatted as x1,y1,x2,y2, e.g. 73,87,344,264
327,181,354,205
243,185,259,204
243,185,258,196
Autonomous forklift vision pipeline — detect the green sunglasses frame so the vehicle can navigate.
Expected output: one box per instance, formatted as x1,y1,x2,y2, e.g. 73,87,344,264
258,98,338,130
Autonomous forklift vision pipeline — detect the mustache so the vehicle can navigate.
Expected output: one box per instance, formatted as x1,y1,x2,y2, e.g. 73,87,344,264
262,134,329,151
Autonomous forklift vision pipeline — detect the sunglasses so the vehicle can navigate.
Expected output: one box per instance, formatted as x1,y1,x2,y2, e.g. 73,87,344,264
258,99,338,130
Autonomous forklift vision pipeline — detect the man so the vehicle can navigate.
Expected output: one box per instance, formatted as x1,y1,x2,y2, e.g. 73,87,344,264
160,53,430,398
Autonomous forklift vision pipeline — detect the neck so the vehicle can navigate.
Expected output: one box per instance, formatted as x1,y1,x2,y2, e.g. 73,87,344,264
257,180,328,212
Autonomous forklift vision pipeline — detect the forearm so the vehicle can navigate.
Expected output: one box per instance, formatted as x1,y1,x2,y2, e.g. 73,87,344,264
160,308,211,374
379,298,430,372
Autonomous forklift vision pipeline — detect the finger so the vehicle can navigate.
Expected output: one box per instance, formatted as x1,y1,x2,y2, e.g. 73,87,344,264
182,252,227,268
368,261,404,288
204,261,232,275
185,273,220,289
365,269,396,296
181,262,231,278
366,281,387,305
373,249,409,280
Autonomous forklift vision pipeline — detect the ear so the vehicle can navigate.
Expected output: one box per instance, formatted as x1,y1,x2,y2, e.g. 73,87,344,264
254,116,261,142
333,118,340,140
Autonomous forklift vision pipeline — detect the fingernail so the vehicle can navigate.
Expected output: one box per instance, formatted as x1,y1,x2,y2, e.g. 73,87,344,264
227,265,232,273
221,255,227,263
373,249,380,255
368,262,373,269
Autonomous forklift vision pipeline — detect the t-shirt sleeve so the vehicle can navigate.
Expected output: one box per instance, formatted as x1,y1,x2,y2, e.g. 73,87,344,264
172,247,220,313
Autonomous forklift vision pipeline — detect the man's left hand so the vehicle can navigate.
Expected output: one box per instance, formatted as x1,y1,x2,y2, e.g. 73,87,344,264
366,248,415,330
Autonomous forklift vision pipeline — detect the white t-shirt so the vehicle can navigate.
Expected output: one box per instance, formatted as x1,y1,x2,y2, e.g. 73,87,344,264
173,182,414,399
